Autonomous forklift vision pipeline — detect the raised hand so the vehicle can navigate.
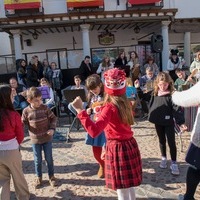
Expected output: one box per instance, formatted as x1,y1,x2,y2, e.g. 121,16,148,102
71,96,83,113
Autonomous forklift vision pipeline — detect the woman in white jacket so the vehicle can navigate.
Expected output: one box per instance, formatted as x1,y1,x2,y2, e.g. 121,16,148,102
96,55,113,82
172,81,200,200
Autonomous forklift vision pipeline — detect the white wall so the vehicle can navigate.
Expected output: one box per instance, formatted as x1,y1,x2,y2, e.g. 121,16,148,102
0,0,6,18
104,0,126,11
0,32,12,55
22,28,140,54
164,0,200,19
43,0,67,14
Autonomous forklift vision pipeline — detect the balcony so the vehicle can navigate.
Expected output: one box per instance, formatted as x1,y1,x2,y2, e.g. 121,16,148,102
127,0,163,10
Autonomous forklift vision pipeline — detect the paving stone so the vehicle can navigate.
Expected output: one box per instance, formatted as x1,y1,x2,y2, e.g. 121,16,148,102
9,119,200,199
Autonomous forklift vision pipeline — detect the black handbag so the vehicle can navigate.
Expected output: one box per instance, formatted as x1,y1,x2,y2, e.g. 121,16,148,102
185,142,200,169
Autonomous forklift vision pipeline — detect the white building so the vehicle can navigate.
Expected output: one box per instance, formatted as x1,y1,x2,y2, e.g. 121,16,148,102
0,0,199,79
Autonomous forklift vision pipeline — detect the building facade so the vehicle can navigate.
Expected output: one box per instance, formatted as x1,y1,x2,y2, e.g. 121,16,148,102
0,0,200,78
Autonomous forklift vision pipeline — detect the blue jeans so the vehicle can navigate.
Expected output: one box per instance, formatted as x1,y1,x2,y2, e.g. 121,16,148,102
32,141,54,178
13,96,28,110
19,101,29,110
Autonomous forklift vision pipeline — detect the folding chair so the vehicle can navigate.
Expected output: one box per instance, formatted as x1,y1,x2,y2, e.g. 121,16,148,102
62,89,87,142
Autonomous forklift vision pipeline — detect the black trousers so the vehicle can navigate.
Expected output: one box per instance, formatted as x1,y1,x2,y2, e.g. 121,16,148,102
155,124,177,161
184,166,200,200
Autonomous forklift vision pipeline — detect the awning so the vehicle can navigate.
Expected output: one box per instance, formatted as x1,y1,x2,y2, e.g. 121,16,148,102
128,0,161,5
4,0,41,10
67,0,104,8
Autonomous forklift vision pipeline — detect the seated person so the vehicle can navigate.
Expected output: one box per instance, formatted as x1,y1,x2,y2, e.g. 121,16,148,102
9,77,28,110
67,75,87,115
134,66,156,118
126,77,137,117
39,78,55,109
62,75,87,115
174,68,195,91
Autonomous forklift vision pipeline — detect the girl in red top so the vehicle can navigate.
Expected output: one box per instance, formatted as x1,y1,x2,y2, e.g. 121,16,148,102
0,84,29,199
72,68,142,200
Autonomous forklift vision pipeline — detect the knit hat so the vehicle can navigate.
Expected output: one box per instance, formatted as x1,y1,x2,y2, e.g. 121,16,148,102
171,49,179,56
104,68,126,96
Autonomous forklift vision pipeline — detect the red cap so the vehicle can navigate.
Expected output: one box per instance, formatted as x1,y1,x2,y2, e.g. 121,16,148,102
104,68,126,96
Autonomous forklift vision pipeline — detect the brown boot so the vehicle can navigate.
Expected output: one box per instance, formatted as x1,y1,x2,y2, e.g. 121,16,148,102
49,176,57,187
97,165,104,178
35,177,42,189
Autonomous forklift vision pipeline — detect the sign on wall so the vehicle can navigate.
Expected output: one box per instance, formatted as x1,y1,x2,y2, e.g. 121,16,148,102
98,31,115,46
4,0,41,10
67,0,104,8
128,0,161,5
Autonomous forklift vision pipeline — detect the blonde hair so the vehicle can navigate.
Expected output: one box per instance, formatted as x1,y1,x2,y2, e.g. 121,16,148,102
104,94,134,125
101,55,112,68
40,78,51,87
153,72,174,96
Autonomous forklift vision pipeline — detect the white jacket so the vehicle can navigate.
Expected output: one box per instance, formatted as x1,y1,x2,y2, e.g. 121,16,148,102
172,81,200,147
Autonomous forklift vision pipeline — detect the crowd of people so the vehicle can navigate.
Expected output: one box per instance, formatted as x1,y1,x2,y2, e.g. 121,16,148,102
1,48,200,200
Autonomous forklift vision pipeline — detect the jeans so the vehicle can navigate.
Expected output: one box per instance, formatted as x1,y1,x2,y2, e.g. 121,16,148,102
13,96,28,110
32,141,54,178
19,101,29,110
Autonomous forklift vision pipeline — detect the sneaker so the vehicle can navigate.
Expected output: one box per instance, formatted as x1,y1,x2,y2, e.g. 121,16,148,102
159,159,167,169
35,177,42,188
170,163,180,175
49,176,57,187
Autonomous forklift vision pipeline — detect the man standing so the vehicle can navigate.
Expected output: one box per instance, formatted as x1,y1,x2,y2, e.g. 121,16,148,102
79,55,94,83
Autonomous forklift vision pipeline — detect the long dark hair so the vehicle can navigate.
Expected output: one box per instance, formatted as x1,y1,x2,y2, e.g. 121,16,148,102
0,84,15,131
85,74,104,105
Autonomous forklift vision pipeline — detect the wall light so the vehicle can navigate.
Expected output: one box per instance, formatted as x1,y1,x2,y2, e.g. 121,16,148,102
32,30,39,40
134,25,140,34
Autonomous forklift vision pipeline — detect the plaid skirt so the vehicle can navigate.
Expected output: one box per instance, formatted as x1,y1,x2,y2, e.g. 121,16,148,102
105,137,142,190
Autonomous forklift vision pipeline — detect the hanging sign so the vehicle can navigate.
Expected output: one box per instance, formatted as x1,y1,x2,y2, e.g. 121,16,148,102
98,31,115,46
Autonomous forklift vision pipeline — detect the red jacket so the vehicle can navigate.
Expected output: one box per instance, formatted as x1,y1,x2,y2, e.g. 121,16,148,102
0,110,24,144
78,103,133,140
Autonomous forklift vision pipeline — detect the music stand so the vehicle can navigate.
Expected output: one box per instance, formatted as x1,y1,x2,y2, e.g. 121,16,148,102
63,89,86,102
62,89,87,142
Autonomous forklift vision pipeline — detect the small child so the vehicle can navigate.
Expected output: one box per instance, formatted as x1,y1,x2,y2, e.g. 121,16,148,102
0,84,30,199
72,68,142,200
40,78,55,109
84,74,106,178
22,87,57,188
148,72,186,175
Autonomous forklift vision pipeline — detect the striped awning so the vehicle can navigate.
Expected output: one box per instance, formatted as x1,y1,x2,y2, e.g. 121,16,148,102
67,0,104,8
4,0,41,10
128,0,161,5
